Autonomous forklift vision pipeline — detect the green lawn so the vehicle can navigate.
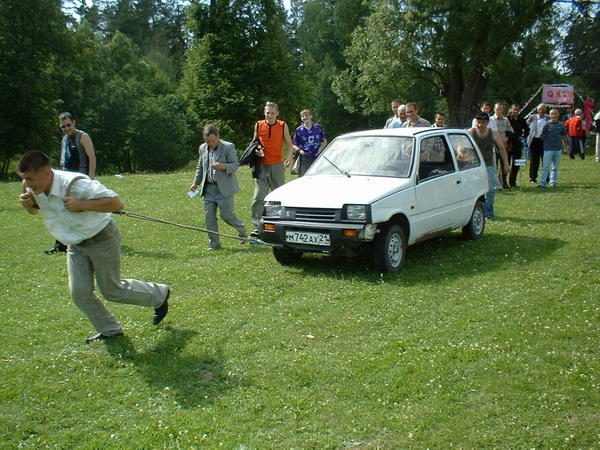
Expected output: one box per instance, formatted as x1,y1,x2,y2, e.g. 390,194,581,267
1,150,599,448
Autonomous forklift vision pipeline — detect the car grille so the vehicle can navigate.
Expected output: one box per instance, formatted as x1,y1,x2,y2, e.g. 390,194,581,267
293,208,339,222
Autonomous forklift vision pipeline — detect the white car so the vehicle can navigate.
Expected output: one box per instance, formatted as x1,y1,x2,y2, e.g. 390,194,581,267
260,127,489,272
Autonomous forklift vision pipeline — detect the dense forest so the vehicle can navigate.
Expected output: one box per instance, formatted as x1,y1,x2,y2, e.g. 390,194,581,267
0,0,598,177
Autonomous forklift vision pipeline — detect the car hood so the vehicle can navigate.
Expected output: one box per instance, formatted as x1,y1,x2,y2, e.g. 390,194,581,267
265,175,412,208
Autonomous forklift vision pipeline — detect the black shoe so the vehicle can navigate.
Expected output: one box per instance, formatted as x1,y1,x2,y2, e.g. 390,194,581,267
153,288,170,325
250,230,260,238
44,245,67,254
85,332,124,343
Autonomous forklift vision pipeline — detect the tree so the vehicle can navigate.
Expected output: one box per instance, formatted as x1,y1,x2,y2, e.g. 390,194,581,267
334,0,562,126
0,0,68,177
83,32,191,173
562,10,600,99
181,0,302,147
293,0,371,137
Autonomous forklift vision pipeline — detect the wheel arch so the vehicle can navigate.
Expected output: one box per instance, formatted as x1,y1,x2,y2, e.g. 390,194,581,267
382,213,410,243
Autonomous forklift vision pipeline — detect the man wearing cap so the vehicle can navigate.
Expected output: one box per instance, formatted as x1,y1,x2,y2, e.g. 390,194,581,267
468,112,510,220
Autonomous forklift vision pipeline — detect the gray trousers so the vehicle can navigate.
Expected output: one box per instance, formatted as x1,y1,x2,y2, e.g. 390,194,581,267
251,162,286,228
68,219,169,336
203,183,246,248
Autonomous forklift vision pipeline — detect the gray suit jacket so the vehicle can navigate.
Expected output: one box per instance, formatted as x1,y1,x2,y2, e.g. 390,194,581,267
194,140,241,198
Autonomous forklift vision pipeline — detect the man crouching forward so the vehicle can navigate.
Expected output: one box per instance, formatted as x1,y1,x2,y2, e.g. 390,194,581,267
18,150,170,343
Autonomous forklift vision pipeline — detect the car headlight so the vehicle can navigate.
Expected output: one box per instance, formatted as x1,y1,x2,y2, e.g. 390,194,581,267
346,204,367,221
264,202,283,217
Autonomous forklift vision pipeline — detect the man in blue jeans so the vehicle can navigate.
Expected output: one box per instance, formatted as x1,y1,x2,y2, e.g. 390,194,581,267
468,113,510,219
538,109,568,188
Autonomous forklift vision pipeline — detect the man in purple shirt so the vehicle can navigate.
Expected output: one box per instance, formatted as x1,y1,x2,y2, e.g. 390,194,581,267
292,109,328,176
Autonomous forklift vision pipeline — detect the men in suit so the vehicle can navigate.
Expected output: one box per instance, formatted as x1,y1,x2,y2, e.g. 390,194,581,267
190,124,247,250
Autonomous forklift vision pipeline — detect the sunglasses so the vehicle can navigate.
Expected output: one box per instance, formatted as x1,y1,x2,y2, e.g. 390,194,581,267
60,124,73,129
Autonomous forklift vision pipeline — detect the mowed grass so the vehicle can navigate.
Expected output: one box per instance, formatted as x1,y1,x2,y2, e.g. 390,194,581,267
1,149,599,448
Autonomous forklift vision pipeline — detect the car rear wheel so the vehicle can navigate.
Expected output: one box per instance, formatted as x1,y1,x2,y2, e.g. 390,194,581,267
373,224,406,273
272,246,303,265
462,200,485,239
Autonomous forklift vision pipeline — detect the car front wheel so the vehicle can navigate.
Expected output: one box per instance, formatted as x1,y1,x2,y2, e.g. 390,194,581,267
462,200,485,239
373,224,406,273
272,246,303,265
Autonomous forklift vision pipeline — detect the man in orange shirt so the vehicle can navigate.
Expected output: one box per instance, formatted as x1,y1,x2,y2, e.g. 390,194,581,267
564,109,586,160
250,102,294,236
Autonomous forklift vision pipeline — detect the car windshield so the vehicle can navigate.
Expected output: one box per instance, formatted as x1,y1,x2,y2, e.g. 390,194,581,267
307,136,415,178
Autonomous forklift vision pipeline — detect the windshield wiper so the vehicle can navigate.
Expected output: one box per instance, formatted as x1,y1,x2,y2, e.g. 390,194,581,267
322,155,351,177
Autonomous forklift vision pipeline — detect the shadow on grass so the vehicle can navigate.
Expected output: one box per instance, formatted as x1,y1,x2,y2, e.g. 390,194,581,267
104,327,239,408
498,215,585,226
121,245,177,259
287,233,566,285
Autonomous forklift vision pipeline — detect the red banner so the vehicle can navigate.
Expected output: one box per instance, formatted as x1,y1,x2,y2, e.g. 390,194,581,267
542,84,574,106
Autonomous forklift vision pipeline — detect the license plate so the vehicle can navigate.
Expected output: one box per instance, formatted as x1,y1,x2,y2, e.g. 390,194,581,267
286,231,330,246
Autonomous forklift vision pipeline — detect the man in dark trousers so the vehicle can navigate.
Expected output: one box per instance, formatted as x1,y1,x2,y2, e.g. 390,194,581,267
45,112,97,254
526,104,549,184
506,103,530,188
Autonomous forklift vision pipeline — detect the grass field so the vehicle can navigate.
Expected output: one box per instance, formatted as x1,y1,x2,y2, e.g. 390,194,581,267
1,149,599,448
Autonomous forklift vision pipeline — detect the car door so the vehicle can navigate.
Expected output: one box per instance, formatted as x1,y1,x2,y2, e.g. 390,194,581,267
411,134,461,239
447,132,487,222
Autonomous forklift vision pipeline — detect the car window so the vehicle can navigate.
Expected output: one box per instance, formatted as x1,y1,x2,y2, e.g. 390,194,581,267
308,136,415,178
417,136,456,181
447,134,482,171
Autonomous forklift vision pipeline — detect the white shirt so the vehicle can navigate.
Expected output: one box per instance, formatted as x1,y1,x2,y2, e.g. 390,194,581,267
32,170,117,245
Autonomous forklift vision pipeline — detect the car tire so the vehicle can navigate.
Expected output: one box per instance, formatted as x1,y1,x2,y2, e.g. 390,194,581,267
373,224,406,273
462,200,485,240
272,246,303,266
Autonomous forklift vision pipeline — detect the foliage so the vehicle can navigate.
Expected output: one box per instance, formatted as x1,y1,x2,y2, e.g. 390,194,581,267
1,0,594,177
1,150,599,447
484,17,559,108
335,0,562,126
293,0,372,137
562,10,600,99
84,32,192,173
0,0,68,177
181,0,302,147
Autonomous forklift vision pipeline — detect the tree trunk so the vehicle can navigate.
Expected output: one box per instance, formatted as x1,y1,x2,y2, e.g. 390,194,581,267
446,65,488,128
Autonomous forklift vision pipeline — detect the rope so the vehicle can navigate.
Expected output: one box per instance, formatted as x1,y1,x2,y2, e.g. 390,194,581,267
113,210,267,246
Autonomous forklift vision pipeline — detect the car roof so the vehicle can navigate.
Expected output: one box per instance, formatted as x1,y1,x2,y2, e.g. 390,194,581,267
337,127,470,139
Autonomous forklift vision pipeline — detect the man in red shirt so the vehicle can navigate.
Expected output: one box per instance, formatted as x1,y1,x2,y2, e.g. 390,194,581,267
250,102,294,236
564,109,586,160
